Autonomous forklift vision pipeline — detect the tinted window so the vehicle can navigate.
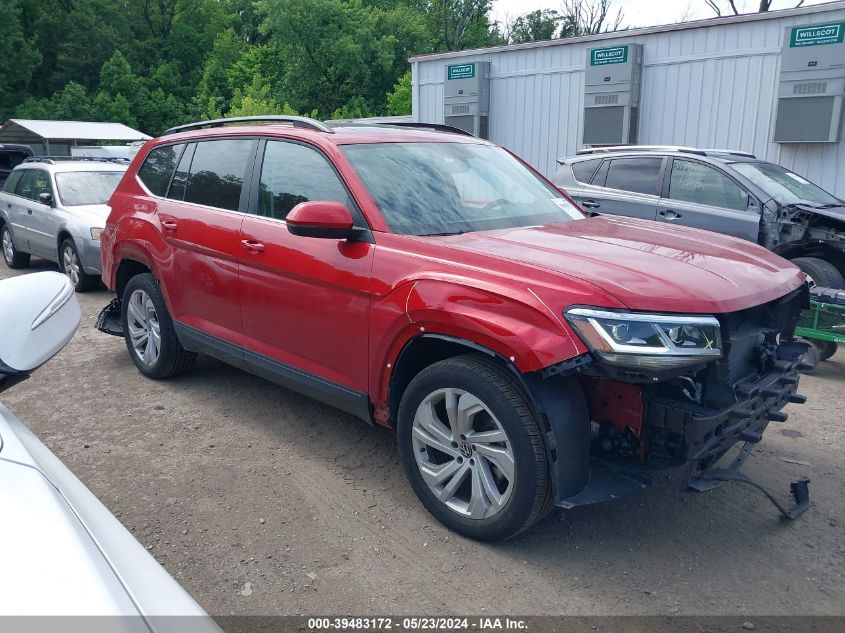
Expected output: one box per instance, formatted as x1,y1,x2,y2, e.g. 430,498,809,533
604,158,663,195
258,141,350,220
571,159,601,184
138,144,184,197
15,169,53,201
3,170,23,193
167,143,195,201
0,151,29,171
184,139,253,211
669,160,748,211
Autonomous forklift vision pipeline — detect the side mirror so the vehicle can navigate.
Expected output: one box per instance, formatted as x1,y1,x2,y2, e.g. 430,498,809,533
286,201,368,241
0,272,80,392
38,192,54,207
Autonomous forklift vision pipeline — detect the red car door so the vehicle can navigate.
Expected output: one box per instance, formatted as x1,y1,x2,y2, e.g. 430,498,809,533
238,139,374,416
146,138,256,347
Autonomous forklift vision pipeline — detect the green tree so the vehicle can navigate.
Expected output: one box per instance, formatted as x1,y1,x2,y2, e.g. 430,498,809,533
0,0,41,118
508,9,561,43
386,71,412,116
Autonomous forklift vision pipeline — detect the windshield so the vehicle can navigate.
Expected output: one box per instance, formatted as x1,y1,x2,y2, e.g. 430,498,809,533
55,171,124,206
732,162,842,207
342,142,583,235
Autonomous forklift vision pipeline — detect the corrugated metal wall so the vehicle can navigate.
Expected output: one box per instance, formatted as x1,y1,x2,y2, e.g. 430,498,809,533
412,3,845,197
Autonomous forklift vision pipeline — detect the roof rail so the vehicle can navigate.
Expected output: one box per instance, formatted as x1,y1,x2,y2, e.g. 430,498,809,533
377,122,476,137
573,145,756,159
699,148,757,159
23,156,130,165
162,115,333,136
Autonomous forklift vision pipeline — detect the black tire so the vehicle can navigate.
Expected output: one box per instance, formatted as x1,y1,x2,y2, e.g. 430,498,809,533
396,354,552,541
816,340,838,362
791,257,845,289
122,273,196,379
1,225,30,269
59,238,99,292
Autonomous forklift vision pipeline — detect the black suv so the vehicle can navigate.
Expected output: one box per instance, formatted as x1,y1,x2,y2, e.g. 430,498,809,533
0,144,35,189
554,146,845,288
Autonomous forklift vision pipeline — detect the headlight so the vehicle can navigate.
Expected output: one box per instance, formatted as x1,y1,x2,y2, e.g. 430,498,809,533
90,227,104,241
564,307,722,370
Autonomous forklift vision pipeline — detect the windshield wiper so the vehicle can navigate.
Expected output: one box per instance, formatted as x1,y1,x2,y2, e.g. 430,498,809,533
421,230,467,236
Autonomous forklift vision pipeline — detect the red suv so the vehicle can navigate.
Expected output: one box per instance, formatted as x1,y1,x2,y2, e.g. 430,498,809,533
99,116,810,540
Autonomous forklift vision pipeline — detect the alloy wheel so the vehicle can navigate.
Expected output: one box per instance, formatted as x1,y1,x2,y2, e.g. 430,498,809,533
127,289,161,366
411,387,515,519
2,229,13,265
62,245,80,286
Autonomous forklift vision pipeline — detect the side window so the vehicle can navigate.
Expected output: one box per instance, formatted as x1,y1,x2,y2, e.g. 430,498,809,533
184,139,253,212
137,143,185,197
258,140,351,220
571,159,601,184
604,158,663,196
30,170,53,200
15,170,52,200
167,143,195,201
3,170,23,193
668,160,748,211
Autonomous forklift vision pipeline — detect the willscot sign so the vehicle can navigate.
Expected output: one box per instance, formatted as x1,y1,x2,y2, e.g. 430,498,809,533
590,46,628,66
790,22,845,47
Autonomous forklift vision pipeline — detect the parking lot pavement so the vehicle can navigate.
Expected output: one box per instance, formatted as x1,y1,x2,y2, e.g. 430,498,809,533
2,259,844,616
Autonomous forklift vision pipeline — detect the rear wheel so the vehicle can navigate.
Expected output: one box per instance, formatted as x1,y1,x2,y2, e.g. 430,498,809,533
60,238,99,292
396,355,552,541
122,273,196,379
791,257,845,289
2,225,30,269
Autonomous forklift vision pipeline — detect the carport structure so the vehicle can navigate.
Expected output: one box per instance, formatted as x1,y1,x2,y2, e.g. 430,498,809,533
0,119,150,156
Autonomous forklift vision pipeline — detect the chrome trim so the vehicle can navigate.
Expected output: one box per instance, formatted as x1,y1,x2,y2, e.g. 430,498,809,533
31,279,75,330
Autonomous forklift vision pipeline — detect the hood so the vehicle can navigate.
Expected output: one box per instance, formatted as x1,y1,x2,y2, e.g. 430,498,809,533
61,203,111,227
432,215,805,314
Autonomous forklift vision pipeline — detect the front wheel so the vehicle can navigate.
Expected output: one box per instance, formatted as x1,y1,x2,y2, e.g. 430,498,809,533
122,273,196,379
396,355,552,541
60,238,99,292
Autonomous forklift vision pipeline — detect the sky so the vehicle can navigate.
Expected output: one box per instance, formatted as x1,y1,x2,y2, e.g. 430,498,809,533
491,0,835,29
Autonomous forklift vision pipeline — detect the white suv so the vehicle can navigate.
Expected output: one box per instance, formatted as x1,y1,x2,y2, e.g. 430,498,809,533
0,158,127,291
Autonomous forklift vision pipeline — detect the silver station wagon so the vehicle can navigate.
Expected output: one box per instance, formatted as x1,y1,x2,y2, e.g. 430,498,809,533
0,157,127,291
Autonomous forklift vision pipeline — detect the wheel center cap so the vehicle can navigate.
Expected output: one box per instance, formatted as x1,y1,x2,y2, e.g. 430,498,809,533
459,442,473,458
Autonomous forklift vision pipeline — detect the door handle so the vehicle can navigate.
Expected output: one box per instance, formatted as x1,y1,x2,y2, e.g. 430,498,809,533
581,200,601,209
241,239,265,254
27,209,33,215
161,219,179,232
659,209,682,220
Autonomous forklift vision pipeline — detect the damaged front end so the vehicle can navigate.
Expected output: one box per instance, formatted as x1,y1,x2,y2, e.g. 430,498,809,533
762,200,845,262
559,285,812,519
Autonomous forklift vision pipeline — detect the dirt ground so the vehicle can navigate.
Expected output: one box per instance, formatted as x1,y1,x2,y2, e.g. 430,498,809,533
2,259,844,617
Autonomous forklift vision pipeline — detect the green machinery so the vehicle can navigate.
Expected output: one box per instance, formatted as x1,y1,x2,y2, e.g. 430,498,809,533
796,287,845,363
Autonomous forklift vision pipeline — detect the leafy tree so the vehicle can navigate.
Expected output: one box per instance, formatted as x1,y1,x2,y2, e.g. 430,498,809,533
508,9,561,43
387,71,412,115
259,0,428,116
0,0,41,119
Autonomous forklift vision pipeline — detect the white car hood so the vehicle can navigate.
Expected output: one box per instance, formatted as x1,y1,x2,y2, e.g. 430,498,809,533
0,403,218,630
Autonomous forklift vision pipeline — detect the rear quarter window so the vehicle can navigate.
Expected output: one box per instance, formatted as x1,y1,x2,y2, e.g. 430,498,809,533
137,144,185,197
571,159,601,184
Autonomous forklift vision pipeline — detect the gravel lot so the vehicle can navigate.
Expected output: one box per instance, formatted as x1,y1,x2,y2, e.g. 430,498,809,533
2,260,844,617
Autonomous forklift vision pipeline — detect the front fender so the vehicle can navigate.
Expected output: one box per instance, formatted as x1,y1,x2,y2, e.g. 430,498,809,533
370,279,587,420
